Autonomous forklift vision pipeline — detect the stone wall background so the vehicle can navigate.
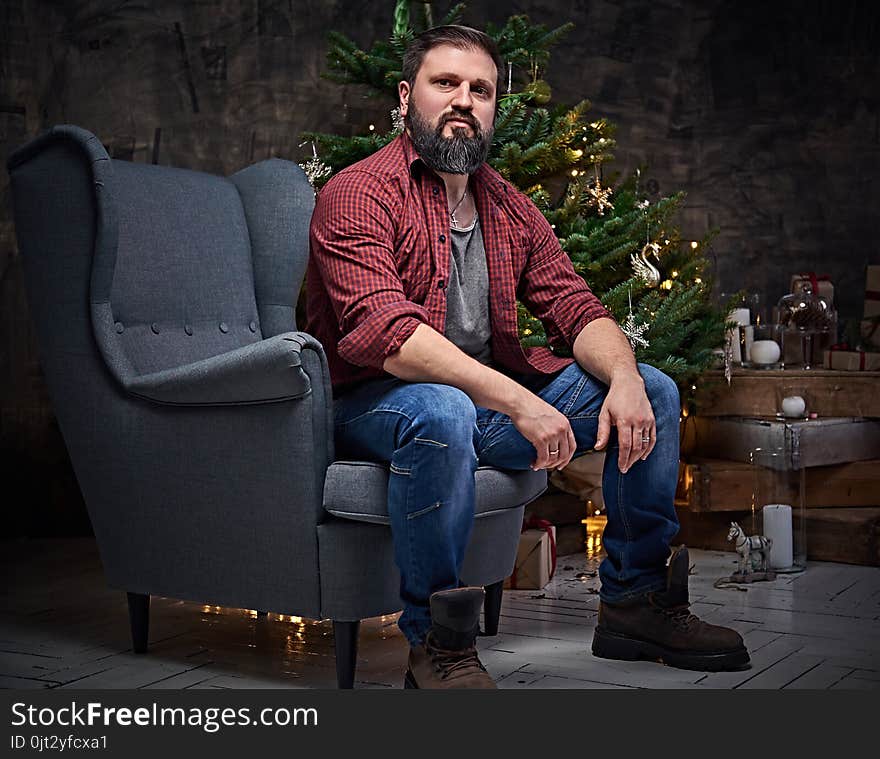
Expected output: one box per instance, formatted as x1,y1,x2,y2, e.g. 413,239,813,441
2,0,878,533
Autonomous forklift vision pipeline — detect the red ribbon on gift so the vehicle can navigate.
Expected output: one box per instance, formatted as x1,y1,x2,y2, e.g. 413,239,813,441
509,516,558,590
796,271,831,295
829,343,866,370
522,516,557,575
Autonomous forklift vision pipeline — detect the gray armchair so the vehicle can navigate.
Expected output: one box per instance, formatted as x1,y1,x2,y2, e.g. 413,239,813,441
6,125,546,688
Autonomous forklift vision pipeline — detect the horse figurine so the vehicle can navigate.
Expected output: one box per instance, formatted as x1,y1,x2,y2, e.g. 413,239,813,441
727,522,773,576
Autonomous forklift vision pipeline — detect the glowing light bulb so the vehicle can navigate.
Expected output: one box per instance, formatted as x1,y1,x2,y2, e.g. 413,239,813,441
691,241,699,249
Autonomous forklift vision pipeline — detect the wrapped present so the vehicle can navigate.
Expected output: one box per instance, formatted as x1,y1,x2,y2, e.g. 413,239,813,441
504,518,557,590
865,265,880,319
823,346,880,371
550,451,605,509
790,272,834,305
860,318,879,351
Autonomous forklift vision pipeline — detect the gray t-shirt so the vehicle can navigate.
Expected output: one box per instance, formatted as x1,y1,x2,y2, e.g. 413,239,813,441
444,214,492,365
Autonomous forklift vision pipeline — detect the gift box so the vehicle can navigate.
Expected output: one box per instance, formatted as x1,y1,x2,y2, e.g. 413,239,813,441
504,522,557,590
823,347,880,371
790,272,834,306
864,265,880,319
860,318,879,351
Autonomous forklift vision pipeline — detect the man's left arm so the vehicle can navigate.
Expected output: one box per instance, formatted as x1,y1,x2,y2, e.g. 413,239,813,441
518,202,657,473
572,318,656,473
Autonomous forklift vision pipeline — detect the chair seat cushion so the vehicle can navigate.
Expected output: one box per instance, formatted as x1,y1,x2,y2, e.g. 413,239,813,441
323,461,546,525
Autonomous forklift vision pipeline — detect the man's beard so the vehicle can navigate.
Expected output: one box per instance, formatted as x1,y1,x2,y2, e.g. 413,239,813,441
406,99,494,175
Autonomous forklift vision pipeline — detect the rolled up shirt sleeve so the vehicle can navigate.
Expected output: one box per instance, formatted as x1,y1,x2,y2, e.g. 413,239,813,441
309,170,431,370
517,202,615,349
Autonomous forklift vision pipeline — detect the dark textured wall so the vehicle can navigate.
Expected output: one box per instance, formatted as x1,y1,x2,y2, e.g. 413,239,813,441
2,0,879,532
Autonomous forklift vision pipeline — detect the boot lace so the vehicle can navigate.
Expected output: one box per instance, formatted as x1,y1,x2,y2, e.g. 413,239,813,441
426,638,488,681
651,599,700,631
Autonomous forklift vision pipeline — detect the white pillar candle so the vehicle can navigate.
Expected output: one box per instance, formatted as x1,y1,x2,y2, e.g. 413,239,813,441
727,328,741,362
727,309,750,364
730,308,751,326
741,325,754,363
763,504,793,569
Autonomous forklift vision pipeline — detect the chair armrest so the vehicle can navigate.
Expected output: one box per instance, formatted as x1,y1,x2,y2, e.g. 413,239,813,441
127,332,326,406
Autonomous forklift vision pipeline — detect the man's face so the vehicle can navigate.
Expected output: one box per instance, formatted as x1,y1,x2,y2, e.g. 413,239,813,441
399,43,497,175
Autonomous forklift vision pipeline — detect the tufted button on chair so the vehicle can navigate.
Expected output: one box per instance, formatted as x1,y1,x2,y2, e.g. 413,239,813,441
6,125,546,688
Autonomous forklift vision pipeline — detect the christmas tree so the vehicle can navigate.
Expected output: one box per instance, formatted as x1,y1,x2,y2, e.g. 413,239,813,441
301,0,729,405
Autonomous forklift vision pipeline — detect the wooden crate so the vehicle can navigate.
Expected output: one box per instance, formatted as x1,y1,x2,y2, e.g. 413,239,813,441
681,416,880,468
694,368,880,418
677,458,880,512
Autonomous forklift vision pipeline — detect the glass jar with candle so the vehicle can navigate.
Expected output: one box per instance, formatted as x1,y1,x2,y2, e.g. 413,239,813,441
751,447,807,572
750,324,782,369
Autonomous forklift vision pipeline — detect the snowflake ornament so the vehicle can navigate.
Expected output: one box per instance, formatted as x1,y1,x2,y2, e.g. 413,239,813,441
621,311,650,350
587,175,614,216
298,142,331,188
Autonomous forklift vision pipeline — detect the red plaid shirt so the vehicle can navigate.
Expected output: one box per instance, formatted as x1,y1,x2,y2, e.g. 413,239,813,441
305,133,614,394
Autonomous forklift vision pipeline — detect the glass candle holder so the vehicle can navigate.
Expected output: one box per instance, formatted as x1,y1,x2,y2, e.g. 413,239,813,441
751,447,806,572
750,324,782,369
776,284,836,369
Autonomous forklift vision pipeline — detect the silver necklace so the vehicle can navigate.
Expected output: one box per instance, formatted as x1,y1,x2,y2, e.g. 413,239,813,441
449,187,468,228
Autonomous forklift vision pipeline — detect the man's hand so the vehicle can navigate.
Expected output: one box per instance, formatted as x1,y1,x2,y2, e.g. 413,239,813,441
509,394,578,472
594,372,656,473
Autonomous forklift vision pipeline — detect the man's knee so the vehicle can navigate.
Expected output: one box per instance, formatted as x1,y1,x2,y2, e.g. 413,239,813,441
406,384,477,450
638,363,680,420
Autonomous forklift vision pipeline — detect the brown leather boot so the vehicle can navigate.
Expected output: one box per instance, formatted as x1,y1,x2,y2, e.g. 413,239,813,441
404,587,497,689
591,546,750,672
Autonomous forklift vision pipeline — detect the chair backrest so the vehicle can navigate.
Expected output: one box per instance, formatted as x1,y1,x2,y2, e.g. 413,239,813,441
8,123,315,377
106,160,261,375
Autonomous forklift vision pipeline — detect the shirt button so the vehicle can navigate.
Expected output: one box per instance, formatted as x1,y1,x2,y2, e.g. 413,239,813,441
439,234,446,243
115,322,124,334
151,322,160,334
249,321,257,333
219,322,229,333
184,325,193,336
432,187,439,195
437,279,446,290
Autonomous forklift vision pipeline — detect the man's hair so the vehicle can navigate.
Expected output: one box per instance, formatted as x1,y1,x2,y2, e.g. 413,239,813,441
401,25,504,94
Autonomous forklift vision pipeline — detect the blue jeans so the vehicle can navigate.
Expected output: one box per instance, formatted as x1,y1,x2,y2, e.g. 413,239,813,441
333,362,681,645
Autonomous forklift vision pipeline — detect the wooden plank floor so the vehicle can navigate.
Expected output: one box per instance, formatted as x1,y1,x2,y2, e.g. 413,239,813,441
2,537,879,689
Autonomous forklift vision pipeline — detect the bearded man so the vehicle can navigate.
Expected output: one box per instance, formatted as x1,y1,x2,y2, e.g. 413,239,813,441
305,25,749,688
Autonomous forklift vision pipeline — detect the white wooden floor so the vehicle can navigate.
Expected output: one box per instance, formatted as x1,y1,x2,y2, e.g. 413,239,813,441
2,535,879,690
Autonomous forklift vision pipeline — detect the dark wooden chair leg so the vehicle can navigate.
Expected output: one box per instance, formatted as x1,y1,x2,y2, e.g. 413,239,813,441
333,620,360,689
481,580,503,636
127,592,150,653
